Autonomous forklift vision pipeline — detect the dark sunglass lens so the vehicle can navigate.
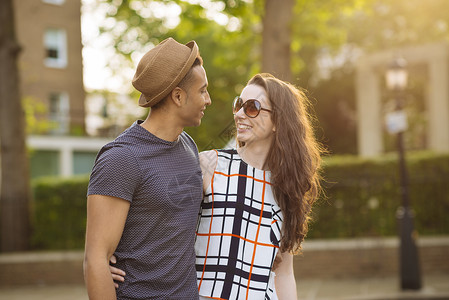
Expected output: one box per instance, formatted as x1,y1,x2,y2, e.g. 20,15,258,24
245,100,260,117
233,97,242,113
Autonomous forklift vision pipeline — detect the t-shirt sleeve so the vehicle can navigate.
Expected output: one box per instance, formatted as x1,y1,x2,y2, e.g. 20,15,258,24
182,131,199,159
87,145,140,202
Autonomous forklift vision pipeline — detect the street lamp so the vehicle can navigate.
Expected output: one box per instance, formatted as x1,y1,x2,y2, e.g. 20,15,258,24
385,57,422,290
386,57,408,92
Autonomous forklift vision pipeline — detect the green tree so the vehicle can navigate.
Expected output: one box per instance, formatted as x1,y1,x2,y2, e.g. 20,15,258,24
97,0,449,154
309,0,449,154
94,0,364,151
98,0,260,149
346,0,449,51
0,0,31,251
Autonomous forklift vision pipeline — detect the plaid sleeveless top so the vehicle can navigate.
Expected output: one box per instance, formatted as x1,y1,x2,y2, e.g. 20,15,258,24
195,149,283,300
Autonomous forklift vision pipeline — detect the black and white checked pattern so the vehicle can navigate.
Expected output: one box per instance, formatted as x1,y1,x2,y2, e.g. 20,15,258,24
88,120,203,299
196,149,283,300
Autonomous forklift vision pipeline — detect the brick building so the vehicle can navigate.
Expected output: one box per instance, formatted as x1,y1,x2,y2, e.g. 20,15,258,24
11,0,111,178
14,0,85,135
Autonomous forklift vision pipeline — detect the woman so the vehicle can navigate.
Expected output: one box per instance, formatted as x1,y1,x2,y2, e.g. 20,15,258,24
111,73,323,299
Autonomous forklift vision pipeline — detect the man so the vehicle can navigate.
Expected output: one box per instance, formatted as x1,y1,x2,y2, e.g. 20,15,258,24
84,37,211,299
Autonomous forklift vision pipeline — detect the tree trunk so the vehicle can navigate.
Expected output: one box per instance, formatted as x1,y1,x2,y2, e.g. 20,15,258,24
0,0,31,251
261,0,294,82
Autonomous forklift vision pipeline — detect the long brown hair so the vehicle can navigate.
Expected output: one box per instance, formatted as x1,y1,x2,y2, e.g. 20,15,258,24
247,73,323,254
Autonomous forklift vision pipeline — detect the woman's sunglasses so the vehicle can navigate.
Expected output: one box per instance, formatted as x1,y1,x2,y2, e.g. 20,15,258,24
233,97,272,118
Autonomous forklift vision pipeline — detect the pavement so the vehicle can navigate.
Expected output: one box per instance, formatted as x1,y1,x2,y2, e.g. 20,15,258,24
0,273,448,300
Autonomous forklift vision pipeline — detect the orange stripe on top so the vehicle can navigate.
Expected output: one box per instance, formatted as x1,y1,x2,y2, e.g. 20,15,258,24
198,150,219,291
195,232,279,249
245,171,267,300
214,171,272,185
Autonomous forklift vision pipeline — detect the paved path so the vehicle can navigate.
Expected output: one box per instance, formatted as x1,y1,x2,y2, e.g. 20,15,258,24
1,274,448,300
296,274,449,299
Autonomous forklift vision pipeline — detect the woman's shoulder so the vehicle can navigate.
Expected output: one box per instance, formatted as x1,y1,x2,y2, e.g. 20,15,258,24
199,150,218,192
199,148,237,166
199,150,218,166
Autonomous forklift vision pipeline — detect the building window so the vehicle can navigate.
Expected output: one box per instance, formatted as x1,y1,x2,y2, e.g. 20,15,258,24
42,0,65,5
49,92,70,135
44,28,67,68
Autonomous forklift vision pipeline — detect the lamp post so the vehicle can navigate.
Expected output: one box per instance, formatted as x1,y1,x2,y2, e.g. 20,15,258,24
385,57,422,290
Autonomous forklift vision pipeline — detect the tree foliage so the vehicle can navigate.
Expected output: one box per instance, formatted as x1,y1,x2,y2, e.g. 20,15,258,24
98,0,260,149
94,0,449,153
311,0,449,154
347,0,449,51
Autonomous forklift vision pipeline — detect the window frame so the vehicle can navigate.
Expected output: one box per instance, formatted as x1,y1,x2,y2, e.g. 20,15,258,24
49,92,70,135
42,0,65,5
44,28,68,69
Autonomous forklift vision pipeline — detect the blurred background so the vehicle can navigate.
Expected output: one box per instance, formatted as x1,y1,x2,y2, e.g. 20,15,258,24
0,0,448,298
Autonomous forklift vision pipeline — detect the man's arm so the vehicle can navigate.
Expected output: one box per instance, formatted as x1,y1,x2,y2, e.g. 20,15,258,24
274,251,298,300
84,194,130,300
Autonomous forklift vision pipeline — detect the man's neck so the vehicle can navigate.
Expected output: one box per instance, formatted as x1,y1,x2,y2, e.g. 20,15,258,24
140,109,183,142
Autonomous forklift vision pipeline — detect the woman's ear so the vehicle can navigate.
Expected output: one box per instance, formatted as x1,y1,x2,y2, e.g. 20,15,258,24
169,87,185,107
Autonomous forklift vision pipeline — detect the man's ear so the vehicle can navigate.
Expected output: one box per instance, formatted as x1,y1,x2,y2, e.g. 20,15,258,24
169,87,185,107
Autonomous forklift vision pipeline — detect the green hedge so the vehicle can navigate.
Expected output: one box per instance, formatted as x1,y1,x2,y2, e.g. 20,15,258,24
308,151,449,239
31,176,89,250
30,152,449,250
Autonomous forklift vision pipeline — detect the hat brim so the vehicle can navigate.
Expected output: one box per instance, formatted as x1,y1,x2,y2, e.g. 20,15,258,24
139,41,199,108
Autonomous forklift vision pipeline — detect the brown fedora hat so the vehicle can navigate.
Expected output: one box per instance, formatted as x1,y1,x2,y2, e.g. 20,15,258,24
132,37,200,107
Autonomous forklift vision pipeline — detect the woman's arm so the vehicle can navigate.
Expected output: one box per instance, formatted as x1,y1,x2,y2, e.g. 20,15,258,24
274,251,297,300
199,150,217,194
109,255,125,288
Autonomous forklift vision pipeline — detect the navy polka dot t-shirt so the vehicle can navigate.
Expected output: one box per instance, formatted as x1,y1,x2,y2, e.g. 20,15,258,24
88,120,203,299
